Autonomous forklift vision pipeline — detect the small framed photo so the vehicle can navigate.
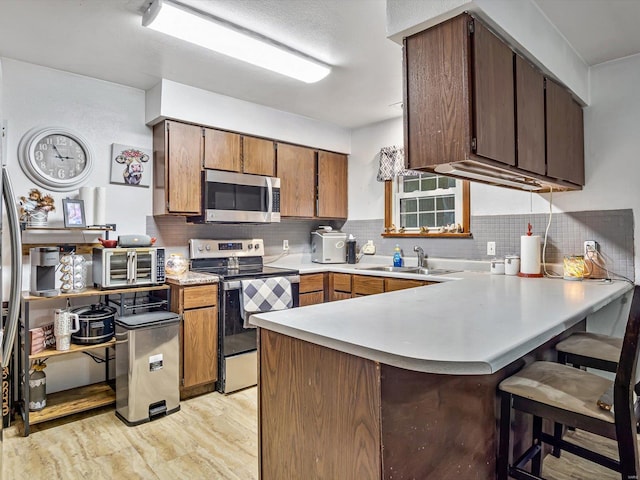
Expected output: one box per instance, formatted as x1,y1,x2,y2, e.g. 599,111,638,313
62,198,86,228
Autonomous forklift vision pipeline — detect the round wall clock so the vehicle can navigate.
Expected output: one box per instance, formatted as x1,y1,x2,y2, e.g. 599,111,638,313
18,126,94,191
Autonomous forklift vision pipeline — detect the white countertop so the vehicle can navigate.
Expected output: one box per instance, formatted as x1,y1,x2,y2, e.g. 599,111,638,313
251,265,633,375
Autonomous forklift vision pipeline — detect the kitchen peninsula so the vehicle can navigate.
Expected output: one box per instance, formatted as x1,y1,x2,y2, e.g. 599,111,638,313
251,275,632,479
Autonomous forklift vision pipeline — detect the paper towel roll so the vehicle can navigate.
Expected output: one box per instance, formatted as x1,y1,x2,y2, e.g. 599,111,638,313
78,187,94,226
520,235,541,275
94,187,106,226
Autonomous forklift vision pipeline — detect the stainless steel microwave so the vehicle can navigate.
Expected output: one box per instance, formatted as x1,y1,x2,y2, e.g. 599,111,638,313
201,170,281,223
93,247,165,289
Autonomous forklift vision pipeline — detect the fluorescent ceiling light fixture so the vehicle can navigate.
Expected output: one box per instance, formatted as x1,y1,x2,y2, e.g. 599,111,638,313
142,0,331,83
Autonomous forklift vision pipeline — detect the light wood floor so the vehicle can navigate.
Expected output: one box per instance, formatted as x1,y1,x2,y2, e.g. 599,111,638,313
1,387,633,479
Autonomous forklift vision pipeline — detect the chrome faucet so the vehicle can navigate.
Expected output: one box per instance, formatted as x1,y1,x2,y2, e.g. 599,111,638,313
413,245,426,268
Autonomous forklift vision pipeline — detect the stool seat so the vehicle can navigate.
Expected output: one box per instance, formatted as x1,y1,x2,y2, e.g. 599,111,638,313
556,332,623,366
500,361,614,424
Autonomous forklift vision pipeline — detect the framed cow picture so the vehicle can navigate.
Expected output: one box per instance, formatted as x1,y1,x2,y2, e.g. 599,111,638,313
110,143,152,187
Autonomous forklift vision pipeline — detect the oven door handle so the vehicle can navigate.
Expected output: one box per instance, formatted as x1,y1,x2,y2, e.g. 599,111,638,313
223,275,300,291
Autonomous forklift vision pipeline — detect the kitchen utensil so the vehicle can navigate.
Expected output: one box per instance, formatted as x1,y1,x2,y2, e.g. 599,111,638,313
98,238,117,248
70,304,117,345
505,255,520,276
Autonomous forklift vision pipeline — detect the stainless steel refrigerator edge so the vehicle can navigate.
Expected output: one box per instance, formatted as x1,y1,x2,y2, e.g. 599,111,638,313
1,105,25,476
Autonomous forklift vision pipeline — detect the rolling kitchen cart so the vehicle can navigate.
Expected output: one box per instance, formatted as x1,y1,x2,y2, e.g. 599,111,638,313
18,284,170,436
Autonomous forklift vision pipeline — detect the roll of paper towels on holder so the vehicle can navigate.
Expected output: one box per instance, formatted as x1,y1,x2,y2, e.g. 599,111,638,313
78,187,94,226
94,187,106,226
520,235,541,276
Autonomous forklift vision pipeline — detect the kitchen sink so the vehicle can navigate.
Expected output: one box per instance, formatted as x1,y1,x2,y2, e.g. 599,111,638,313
358,266,461,276
361,266,420,273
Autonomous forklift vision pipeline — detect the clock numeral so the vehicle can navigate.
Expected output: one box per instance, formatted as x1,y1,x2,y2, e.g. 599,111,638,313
56,136,67,145
77,153,85,162
34,151,44,161
57,169,66,179
38,144,48,151
45,137,53,144
41,161,47,169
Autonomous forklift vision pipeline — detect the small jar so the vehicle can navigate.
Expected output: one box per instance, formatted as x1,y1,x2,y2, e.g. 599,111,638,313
505,255,520,276
490,258,505,275
165,253,188,275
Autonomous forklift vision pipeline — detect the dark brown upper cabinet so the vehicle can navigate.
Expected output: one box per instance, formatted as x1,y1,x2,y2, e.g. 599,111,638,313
546,78,585,185
515,54,546,176
403,13,584,191
203,128,241,172
276,143,316,217
242,136,276,177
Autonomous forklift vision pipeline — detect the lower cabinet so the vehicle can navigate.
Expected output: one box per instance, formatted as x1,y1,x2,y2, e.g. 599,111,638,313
328,273,433,301
299,273,326,306
171,283,218,395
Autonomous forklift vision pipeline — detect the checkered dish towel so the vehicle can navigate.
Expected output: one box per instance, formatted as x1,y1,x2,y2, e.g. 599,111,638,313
240,277,293,329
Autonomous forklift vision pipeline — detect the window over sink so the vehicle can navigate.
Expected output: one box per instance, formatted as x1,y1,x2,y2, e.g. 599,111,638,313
384,174,471,238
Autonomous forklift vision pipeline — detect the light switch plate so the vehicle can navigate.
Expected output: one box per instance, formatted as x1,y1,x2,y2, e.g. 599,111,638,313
487,241,496,256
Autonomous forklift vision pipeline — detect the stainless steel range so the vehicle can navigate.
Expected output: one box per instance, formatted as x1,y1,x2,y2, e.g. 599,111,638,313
189,239,299,393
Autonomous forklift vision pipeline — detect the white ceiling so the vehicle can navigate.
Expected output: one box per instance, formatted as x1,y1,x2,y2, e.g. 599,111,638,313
0,0,638,130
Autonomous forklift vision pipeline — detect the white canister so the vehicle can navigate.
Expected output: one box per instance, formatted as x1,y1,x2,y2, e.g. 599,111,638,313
505,255,520,276
490,258,505,275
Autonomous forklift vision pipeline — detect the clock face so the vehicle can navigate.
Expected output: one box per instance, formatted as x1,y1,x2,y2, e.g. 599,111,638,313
19,127,94,191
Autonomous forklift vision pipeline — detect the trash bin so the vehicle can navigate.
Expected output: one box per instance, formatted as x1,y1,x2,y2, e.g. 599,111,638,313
115,311,180,426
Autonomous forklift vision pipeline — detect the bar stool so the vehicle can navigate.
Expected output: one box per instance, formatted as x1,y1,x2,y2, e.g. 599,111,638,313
497,285,640,480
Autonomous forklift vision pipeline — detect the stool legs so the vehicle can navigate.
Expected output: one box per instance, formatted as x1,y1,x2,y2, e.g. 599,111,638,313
498,392,512,480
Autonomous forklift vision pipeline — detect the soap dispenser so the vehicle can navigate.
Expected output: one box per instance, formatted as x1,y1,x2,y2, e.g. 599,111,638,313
393,244,403,267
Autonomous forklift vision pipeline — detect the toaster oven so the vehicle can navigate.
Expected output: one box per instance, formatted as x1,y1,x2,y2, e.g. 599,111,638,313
93,247,165,289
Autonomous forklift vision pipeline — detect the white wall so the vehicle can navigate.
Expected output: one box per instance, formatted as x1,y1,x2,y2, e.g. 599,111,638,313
348,54,640,280
2,58,152,238
146,79,351,154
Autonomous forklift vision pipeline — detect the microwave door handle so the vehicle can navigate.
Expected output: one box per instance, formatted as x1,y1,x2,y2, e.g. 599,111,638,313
265,177,273,221
130,251,138,284
126,251,134,284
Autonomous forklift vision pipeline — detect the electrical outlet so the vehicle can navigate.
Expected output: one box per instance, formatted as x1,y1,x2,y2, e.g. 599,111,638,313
282,239,289,251
487,241,496,256
584,240,597,256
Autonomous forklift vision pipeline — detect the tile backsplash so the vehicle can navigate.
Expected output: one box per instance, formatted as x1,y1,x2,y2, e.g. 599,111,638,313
148,208,634,281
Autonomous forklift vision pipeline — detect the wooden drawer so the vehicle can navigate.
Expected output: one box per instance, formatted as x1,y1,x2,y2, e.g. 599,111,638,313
183,284,218,309
384,278,427,292
332,273,352,293
300,291,325,307
331,291,353,302
352,275,384,296
300,273,325,294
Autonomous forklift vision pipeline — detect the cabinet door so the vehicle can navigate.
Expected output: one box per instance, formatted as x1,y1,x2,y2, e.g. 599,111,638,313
384,278,427,292
473,19,515,165
183,306,218,388
277,143,315,217
300,274,325,294
203,128,241,172
546,79,585,185
352,275,384,296
243,136,275,176
317,151,348,219
515,55,546,175
300,292,325,307
403,14,471,169
166,121,202,214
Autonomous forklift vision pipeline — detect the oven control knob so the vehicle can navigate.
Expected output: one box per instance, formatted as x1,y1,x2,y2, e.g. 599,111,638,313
248,244,253,250
205,244,211,251
254,243,260,250
197,245,204,252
